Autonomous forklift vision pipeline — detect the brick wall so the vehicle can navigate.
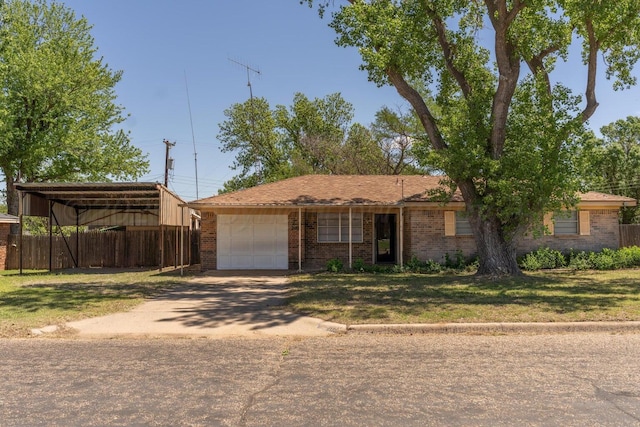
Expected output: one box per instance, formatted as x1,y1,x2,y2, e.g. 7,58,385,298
405,208,622,263
0,223,11,270
303,211,374,269
404,209,477,264
199,207,622,271
200,210,217,270
288,211,305,270
518,209,620,255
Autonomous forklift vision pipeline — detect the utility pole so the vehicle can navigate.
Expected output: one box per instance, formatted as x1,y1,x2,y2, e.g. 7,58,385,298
163,139,176,186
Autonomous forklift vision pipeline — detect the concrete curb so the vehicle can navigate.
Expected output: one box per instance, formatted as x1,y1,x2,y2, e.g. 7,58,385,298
345,321,640,335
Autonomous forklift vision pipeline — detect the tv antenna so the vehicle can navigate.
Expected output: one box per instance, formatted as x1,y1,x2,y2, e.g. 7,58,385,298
228,58,263,178
184,71,199,200
228,58,261,101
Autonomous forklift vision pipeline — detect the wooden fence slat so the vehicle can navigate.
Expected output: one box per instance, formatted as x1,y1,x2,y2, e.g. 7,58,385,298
5,229,198,270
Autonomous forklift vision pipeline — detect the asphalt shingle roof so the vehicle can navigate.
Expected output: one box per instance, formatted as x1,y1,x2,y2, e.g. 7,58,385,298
189,175,636,207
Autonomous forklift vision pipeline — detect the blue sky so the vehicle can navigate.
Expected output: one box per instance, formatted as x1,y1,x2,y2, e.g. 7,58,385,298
57,1,639,201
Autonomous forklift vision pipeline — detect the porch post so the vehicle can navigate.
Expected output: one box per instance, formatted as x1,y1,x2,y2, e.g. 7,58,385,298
348,207,352,269
298,207,302,272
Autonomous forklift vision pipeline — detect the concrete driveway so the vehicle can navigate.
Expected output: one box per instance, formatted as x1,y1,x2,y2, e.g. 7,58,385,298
67,271,340,338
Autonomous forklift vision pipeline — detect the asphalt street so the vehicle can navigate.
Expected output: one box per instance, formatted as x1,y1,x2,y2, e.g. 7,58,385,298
2,333,640,426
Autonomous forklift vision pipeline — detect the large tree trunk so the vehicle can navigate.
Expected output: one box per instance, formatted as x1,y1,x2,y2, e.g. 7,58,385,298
469,213,522,277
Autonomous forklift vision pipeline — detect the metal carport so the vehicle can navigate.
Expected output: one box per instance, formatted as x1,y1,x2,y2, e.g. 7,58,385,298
14,182,194,273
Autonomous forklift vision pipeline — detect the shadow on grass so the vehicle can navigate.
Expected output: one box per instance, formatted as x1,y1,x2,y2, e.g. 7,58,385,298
286,271,640,322
0,270,176,313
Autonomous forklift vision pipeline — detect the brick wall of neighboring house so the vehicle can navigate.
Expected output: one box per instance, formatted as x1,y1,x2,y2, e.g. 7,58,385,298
0,223,10,270
200,210,217,270
518,209,621,255
303,211,375,269
404,209,477,264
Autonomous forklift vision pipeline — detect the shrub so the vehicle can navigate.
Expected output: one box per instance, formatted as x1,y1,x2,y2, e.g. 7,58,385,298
520,253,543,271
444,250,466,269
614,246,640,268
589,248,616,270
326,258,344,273
518,247,566,270
352,258,366,272
567,251,591,270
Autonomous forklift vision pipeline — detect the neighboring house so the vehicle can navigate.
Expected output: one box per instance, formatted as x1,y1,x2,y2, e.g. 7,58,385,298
186,175,636,271
0,213,19,270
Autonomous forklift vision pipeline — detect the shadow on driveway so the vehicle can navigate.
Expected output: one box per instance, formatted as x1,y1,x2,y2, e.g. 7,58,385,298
68,272,336,338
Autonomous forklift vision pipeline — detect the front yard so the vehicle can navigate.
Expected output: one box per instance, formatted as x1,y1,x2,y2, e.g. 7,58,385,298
3,268,640,338
286,269,640,325
0,269,185,337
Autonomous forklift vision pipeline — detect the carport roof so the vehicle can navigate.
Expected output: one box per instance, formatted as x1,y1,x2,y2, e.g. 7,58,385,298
14,182,173,211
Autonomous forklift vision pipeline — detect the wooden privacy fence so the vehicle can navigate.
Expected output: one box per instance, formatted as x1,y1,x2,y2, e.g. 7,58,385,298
620,224,640,248
6,229,200,270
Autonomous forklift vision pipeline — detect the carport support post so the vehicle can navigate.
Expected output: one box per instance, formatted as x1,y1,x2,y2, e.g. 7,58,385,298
19,192,23,275
48,200,53,272
76,208,80,268
180,206,184,276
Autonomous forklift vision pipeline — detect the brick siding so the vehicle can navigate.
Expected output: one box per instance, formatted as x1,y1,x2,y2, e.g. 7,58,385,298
404,209,476,264
200,211,217,270
518,209,620,255
200,208,622,271
303,211,375,269
405,208,622,263
0,224,10,270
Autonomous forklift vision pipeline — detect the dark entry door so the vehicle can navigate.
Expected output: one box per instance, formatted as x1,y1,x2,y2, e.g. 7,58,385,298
375,214,396,263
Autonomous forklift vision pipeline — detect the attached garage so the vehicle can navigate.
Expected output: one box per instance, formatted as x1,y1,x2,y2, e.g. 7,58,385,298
217,214,288,270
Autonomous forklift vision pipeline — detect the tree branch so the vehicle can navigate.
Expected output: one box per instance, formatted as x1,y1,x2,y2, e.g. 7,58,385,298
484,0,523,159
525,45,561,96
423,2,472,98
582,19,599,122
386,67,447,151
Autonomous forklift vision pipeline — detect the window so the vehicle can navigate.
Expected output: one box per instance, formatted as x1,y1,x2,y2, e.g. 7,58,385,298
455,211,473,236
444,211,473,236
554,210,578,235
317,213,363,243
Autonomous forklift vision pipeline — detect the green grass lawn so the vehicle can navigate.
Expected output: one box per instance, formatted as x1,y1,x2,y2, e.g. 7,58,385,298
0,269,188,337
286,269,640,325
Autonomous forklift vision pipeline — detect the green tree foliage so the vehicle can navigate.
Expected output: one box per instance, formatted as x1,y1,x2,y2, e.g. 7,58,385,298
0,0,149,220
218,92,424,192
580,116,640,224
304,0,640,276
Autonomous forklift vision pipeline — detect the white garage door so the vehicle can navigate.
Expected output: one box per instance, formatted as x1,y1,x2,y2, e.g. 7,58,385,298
217,215,288,270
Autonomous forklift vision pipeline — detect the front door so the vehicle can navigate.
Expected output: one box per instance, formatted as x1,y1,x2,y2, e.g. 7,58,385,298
375,214,396,264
